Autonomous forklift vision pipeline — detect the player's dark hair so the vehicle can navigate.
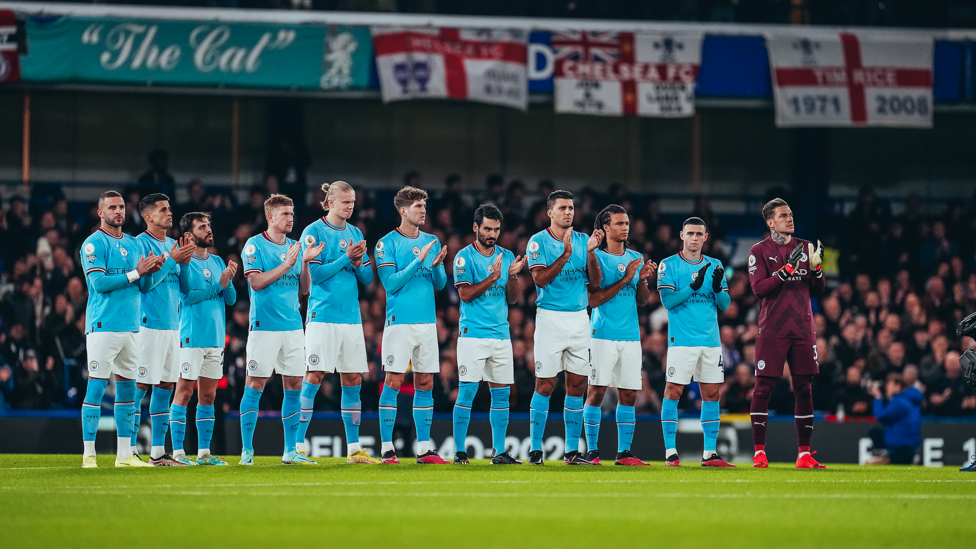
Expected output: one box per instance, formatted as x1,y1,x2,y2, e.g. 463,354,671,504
138,193,170,215
97,190,122,208
762,198,789,221
682,216,707,231
595,204,629,251
394,186,428,213
180,212,211,234
547,190,574,211
474,203,503,227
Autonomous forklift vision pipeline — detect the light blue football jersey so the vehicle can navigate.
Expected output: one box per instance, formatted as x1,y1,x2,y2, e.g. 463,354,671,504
242,232,302,332
526,228,589,312
454,243,515,340
179,253,236,348
590,247,644,342
136,231,181,331
80,228,144,333
657,252,728,347
375,228,444,325
301,217,373,325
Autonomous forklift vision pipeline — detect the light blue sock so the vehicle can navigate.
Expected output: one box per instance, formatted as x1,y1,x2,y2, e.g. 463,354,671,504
196,405,215,452
378,385,399,444
662,398,679,452
82,378,108,444
297,381,319,448
701,400,720,453
564,395,585,453
413,389,434,445
616,404,636,453
489,387,510,454
149,387,171,448
170,404,187,452
583,404,602,453
282,389,301,453
340,385,362,447
453,382,478,454
529,392,550,452
131,387,147,446
114,380,136,441
239,386,263,453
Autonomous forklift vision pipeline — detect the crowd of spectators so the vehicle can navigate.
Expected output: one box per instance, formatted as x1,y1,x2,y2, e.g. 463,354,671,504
1,174,975,423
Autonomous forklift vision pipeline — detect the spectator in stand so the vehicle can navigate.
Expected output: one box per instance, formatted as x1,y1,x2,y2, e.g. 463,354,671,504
11,349,58,410
0,360,12,410
137,148,176,198
866,372,923,465
927,351,976,416
722,363,754,413
836,366,873,418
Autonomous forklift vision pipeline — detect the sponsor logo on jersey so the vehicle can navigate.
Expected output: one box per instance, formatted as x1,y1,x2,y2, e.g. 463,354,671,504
617,263,625,273
248,360,258,371
181,362,191,373
138,366,148,378
89,361,99,372
528,241,540,253
757,360,766,371
459,365,467,376
305,235,316,246
245,244,256,256
386,355,394,366
535,361,542,373
309,355,320,366
769,256,778,262
339,238,347,249
203,268,212,278
84,243,95,255
455,256,466,268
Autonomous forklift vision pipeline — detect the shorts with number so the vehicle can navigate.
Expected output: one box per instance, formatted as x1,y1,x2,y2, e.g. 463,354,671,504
86,331,139,380
666,346,724,385
306,323,369,374
138,327,180,385
755,334,819,377
589,339,642,391
533,309,590,379
381,323,439,374
245,329,305,378
179,347,224,381
457,337,514,384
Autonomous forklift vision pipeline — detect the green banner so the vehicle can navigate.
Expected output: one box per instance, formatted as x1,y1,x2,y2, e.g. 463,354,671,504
20,16,373,90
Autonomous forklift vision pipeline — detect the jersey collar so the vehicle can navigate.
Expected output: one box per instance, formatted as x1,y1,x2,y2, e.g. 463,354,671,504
678,251,704,264
545,227,564,241
261,231,286,245
192,253,210,260
97,227,123,240
473,242,495,257
142,230,167,242
323,217,347,231
395,227,419,239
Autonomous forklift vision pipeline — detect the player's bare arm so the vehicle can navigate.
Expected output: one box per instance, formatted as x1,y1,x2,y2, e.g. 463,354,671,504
506,255,524,304
247,242,301,292
170,233,196,264
298,241,325,296
220,260,238,288
586,229,604,288
458,254,503,303
636,260,656,306
346,240,367,268
587,258,640,309
530,227,573,288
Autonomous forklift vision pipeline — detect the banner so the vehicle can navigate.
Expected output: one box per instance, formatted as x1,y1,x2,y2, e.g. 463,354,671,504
553,30,702,117
767,31,933,127
18,16,373,90
372,27,528,110
0,10,22,83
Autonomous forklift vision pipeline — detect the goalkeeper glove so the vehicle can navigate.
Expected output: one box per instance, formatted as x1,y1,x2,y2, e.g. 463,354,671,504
689,262,711,291
775,244,805,281
712,264,725,292
808,240,823,274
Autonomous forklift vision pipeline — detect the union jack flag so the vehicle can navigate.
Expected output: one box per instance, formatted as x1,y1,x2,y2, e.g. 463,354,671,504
550,31,621,64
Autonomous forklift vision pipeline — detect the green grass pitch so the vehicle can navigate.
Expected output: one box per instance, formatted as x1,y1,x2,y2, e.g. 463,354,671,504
2,455,974,548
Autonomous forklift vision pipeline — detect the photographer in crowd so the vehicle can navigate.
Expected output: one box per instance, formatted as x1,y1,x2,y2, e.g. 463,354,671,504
866,373,923,465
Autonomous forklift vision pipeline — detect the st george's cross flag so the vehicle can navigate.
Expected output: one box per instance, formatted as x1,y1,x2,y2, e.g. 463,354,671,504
552,30,703,117
372,27,528,110
767,30,933,128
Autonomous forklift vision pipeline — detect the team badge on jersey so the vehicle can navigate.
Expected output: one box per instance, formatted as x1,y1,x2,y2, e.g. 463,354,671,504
181,362,191,374
248,360,258,371
89,360,98,372
412,246,420,256
138,366,148,378
245,244,256,256
305,235,316,246
487,265,494,274
617,263,626,272
203,269,212,278
279,252,287,261
84,243,95,255
590,368,597,380
757,360,766,371
668,366,675,377
309,355,320,366
535,361,542,373
692,272,699,281
459,365,467,376
339,238,347,249
119,247,128,257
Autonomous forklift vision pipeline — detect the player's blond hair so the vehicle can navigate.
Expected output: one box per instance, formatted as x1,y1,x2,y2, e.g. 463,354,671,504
320,181,355,212
394,186,428,213
264,193,294,219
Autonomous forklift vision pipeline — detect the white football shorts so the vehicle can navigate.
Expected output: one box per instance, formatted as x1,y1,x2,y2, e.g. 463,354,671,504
666,346,724,385
533,309,590,379
86,331,139,380
179,347,224,381
589,338,642,391
305,322,369,374
137,327,180,385
245,329,305,378
381,323,439,374
456,337,514,385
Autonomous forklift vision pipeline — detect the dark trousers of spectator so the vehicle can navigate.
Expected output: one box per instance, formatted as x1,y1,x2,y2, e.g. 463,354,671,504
869,426,917,465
